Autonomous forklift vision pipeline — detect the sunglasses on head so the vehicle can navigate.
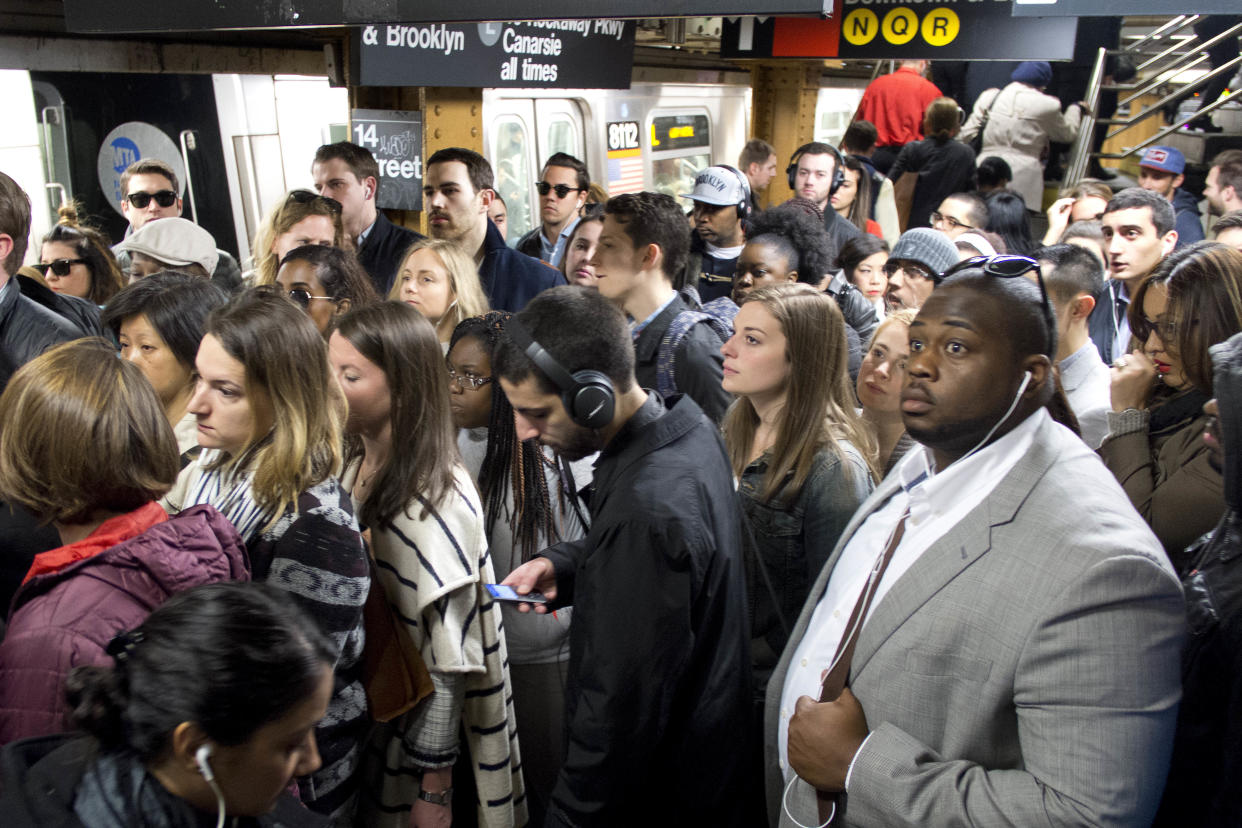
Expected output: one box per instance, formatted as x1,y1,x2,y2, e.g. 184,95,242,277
536,182,583,199
126,190,178,209
941,254,1056,352
35,258,88,277
286,189,343,215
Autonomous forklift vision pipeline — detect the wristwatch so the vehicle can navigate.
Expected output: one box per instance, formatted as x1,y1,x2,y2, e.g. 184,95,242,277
417,786,453,806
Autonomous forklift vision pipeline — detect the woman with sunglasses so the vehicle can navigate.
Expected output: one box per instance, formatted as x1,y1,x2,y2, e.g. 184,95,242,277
1102,242,1242,573
251,189,348,287
328,303,524,828
390,238,489,348
38,206,124,306
720,284,876,716
275,244,378,337
102,272,230,466
0,583,334,828
447,311,591,823
162,288,370,826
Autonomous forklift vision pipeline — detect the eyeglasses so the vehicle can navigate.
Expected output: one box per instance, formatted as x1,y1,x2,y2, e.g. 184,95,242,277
883,261,935,282
536,182,584,199
446,366,493,391
1135,316,1193,343
930,211,974,232
126,190,178,209
287,288,334,307
286,189,343,215
35,258,88,277
941,254,1056,351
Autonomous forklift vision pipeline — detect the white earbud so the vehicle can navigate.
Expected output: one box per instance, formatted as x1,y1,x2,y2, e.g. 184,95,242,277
195,744,215,781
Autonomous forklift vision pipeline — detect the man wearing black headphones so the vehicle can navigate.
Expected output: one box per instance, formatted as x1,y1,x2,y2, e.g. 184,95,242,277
785,142,863,256
495,285,753,827
679,164,751,302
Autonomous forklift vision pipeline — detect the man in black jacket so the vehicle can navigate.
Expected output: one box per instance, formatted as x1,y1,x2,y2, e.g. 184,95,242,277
313,141,422,295
497,286,753,827
1155,328,1242,827
0,173,100,391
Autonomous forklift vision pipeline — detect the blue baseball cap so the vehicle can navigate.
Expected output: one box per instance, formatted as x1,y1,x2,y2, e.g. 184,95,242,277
1140,146,1186,176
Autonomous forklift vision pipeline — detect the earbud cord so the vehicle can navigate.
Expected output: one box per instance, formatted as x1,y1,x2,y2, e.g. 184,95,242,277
780,376,1030,826
206,776,226,828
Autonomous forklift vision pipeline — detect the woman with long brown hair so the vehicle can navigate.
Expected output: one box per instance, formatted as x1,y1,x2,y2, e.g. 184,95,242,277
328,302,524,828
720,283,877,697
38,205,124,305
162,288,369,825
1103,241,1242,572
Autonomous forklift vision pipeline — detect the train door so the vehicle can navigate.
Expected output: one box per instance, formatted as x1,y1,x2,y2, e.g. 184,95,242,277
487,97,586,242
647,109,712,201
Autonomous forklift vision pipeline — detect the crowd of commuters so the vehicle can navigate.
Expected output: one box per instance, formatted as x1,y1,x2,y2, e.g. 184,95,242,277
0,51,1241,826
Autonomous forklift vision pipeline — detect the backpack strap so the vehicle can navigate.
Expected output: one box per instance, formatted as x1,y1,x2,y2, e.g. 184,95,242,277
656,309,733,399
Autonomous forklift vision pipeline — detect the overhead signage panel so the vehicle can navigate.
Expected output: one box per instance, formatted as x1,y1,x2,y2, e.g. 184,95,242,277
723,0,1077,61
353,20,635,89
350,109,423,211
1013,0,1240,17
65,0,832,33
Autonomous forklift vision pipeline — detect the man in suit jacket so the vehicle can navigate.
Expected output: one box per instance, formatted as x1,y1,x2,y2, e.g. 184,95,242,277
313,141,422,295
767,269,1185,826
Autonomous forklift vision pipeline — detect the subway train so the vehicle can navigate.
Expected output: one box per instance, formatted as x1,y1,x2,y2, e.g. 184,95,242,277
0,66,864,268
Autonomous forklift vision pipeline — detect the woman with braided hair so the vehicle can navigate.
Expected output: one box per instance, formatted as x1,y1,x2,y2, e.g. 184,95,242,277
447,311,592,824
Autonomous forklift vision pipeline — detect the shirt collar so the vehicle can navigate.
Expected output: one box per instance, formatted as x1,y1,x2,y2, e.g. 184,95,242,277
356,216,378,247
631,292,679,340
896,407,1049,527
1058,339,1097,373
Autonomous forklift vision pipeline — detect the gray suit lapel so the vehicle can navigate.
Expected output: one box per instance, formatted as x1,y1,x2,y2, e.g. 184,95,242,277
850,422,1063,681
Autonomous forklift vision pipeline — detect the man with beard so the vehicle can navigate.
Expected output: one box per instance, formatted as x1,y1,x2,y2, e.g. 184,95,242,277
423,147,564,311
767,268,1183,826
497,285,752,827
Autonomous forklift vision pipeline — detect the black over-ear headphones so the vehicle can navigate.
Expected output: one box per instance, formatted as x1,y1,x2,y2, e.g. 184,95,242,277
786,143,846,197
717,164,752,221
507,317,615,430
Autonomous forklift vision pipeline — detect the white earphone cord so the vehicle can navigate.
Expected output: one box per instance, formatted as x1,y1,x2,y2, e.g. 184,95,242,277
782,373,1031,827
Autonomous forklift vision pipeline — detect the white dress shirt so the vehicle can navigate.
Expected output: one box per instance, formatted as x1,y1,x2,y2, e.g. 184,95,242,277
777,407,1050,777
1059,340,1112,449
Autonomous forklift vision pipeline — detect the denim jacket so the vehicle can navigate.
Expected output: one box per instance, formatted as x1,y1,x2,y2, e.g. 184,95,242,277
740,442,874,698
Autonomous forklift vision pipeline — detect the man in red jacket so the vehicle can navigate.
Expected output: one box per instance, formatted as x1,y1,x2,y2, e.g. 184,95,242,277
856,59,942,176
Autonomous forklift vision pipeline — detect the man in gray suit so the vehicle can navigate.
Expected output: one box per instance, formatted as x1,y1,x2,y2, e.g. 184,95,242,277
766,267,1185,826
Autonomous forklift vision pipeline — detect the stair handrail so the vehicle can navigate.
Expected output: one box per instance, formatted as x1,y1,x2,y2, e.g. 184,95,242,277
1104,53,1242,140
1063,46,1108,188
1096,88,1242,161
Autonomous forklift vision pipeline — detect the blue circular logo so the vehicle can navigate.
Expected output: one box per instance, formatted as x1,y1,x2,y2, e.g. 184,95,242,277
110,137,141,175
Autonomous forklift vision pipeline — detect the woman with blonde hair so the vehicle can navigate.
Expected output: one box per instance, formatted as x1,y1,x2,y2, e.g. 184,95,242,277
720,283,876,701
328,302,524,827
390,238,489,346
1103,241,1242,572
856,308,918,474
250,189,348,287
0,338,246,746
163,288,369,826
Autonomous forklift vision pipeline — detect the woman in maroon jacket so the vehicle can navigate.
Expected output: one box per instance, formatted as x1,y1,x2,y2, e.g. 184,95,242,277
0,338,247,746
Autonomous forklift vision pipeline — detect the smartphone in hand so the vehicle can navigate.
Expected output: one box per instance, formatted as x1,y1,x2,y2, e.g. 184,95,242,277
486,584,549,604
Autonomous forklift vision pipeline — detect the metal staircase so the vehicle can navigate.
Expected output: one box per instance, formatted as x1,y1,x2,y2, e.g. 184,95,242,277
1064,15,1242,184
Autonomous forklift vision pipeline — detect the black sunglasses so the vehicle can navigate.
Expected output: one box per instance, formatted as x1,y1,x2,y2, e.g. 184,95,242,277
536,182,583,199
286,189,343,215
35,258,88,277
942,255,1056,352
126,190,178,209
287,288,334,308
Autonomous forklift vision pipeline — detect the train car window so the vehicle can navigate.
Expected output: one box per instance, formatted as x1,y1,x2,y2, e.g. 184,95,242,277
546,118,578,160
493,116,535,240
648,111,711,202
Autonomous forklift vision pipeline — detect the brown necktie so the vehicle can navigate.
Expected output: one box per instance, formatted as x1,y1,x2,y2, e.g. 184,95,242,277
815,509,909,824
